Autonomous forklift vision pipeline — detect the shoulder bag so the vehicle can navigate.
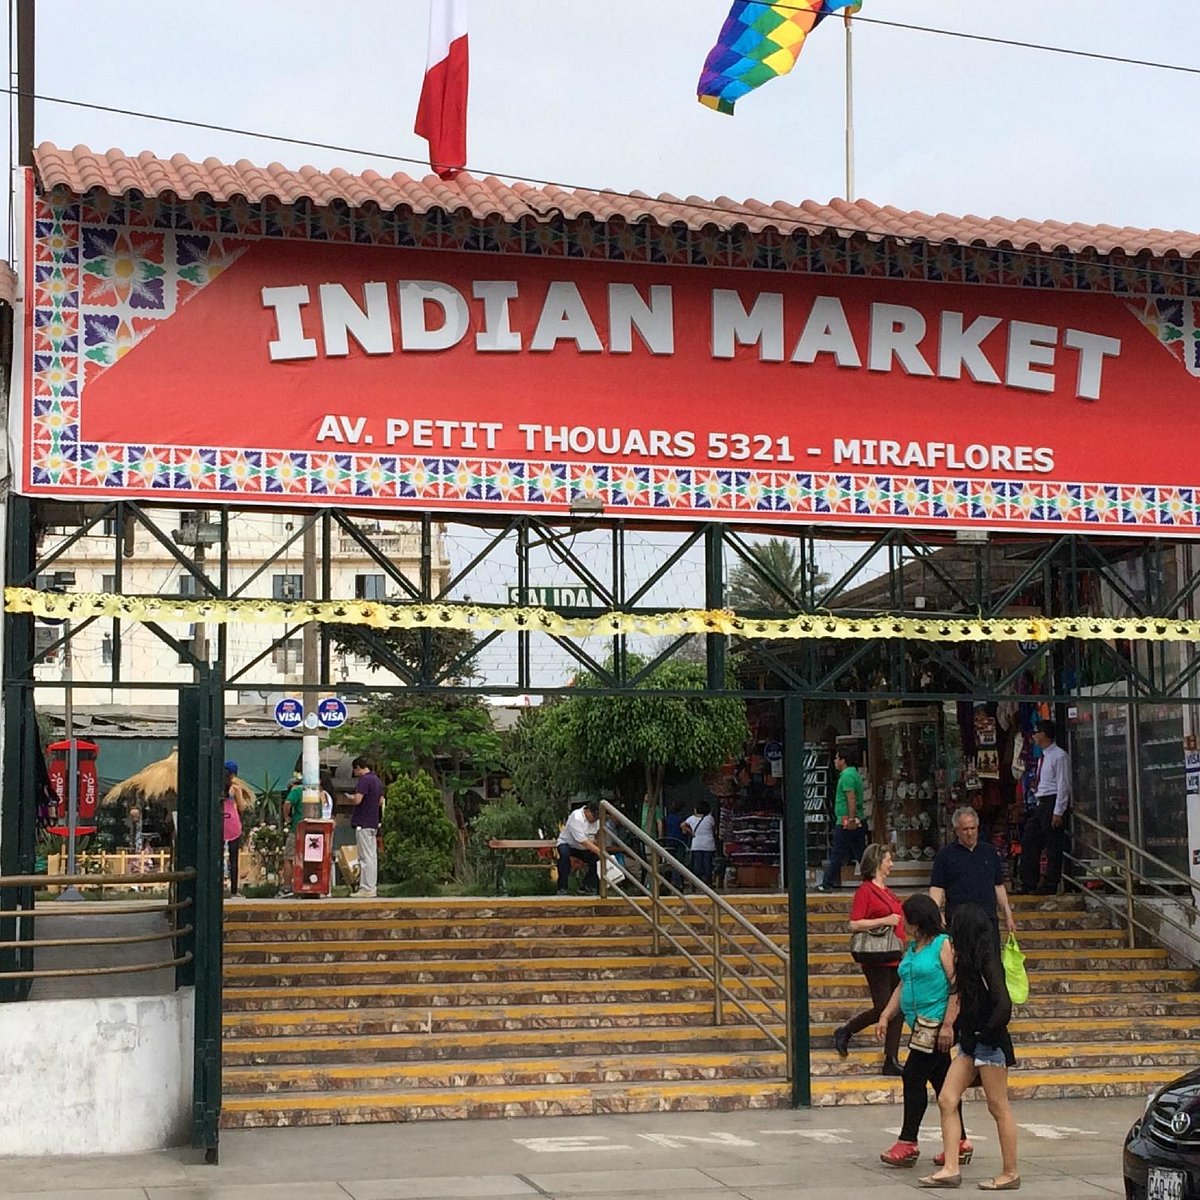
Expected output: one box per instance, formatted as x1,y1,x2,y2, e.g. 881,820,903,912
908,1014,942,1054
849,923,904,964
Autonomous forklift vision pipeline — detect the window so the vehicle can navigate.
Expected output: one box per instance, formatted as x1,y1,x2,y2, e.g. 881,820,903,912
102,517,117,536
273,574,304,601
101,634,113,666
34,626,58,663
272,638,304,673
355,573,387,601
178,574,202,598
102,574,116,594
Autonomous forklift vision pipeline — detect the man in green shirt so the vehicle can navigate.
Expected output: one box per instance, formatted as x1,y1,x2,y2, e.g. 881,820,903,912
817,747,866,892
281,773,304,896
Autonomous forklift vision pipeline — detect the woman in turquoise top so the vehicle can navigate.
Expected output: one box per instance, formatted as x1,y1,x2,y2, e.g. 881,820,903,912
876,894,968,1171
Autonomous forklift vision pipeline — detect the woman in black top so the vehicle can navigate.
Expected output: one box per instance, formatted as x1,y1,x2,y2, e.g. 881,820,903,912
919,903,1020,1191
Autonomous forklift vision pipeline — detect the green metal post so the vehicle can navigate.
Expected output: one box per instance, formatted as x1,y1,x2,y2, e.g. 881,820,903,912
179,672,224,1161
1,495,37,1001
704,524,726,691
784,695,812,1106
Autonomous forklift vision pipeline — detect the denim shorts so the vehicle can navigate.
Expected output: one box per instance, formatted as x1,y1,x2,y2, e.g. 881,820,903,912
966,1041,1008,1068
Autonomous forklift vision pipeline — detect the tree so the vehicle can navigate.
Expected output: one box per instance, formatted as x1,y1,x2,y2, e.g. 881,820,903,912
331,693,503,796
329,626,481,684
379,770,457,893
508,657,747,817
503,704,587,829
726,537,827,613
332,693,504,873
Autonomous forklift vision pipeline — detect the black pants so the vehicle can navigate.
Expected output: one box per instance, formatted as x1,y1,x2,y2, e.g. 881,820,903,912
843,962,902,1060
1021,795,1066,888
821,824,866,889
899,1045,965,1143
226,836,241,895
557,844,599,892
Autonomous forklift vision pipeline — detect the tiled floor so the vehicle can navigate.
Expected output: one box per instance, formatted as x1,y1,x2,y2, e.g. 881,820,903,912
0,1097,1138,1199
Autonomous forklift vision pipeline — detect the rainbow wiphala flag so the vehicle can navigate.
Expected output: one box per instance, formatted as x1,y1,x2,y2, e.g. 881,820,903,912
698,0,862,114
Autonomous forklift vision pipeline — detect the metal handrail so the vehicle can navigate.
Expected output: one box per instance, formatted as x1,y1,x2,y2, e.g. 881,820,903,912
597,801,790,1070
0,870,194,887
0,868,199,981
1063,810,1200,961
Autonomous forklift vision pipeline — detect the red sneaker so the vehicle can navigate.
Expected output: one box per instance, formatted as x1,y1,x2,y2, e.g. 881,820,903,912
880,1141,921,1167
933,1140,974,1166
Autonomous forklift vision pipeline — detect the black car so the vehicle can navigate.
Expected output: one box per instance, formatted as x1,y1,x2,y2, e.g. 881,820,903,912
1125,1067,1200,1199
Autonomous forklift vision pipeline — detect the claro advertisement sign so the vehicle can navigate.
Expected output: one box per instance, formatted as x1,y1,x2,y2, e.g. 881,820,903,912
18,185,1200,533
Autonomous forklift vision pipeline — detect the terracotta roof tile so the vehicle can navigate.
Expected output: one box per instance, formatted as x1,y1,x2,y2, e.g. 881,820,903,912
34,142,1200,261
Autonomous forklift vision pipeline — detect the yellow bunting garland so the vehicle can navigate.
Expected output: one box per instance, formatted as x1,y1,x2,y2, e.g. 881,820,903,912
6,587,1200,644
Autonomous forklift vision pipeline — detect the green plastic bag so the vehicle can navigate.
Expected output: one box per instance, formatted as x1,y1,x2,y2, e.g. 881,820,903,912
1002,933,1029,1004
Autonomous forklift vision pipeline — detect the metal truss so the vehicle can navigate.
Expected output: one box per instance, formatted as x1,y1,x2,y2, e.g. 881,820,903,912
8,498,1200,706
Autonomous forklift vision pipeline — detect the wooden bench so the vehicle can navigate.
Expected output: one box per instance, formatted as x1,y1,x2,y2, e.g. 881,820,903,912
487,838,589,894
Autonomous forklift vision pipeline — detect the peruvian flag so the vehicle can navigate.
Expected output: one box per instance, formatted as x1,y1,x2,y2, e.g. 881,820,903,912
415,0,469,180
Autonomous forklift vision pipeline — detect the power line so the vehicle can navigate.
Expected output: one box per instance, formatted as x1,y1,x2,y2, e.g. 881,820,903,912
770,2,1200,77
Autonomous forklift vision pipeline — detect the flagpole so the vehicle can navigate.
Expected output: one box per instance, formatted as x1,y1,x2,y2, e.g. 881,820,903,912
844,8,855,200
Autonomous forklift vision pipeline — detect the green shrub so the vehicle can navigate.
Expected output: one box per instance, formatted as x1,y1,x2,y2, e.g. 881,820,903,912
466,795,538,874
379,770,457,894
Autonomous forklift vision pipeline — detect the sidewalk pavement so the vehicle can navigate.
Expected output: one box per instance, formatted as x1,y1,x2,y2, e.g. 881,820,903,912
0,1097,1139,1200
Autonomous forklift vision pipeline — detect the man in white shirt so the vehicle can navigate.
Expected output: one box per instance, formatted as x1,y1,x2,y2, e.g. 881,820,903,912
556,802,602,895
1017,719,1071,895
682,801,717,887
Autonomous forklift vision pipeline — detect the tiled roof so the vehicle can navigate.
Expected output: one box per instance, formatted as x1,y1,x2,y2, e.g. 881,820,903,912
34,141,1200,260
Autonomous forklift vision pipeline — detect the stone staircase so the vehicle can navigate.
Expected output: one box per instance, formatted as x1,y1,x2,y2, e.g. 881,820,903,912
220,892,1199,1128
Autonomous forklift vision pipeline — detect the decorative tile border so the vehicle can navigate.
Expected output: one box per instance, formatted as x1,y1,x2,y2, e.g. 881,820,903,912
23,187,1200,532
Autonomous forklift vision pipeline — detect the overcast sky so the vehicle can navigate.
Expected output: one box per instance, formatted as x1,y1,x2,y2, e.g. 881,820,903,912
19,1,1200,242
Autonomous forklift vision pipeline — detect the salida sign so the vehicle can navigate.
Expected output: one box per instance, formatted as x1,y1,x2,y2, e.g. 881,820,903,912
19,200,1200,533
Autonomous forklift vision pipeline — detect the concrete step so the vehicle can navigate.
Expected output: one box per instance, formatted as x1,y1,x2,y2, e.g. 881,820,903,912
811,1065,1187,1107
222,907,1107,942
223,1049,785,1094
220,1077,793,1128
221,892,1086,925
226,1038,1199,1091
222,1005,1200,1045
815,1040,1200,1076
223,1023,779,1065
221,934,1140,963
218,1064,1179,1128
221,956,1190,995
224,980,1198,1019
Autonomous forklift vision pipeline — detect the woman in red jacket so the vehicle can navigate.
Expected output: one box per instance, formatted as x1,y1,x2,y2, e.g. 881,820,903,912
833,842,904,1075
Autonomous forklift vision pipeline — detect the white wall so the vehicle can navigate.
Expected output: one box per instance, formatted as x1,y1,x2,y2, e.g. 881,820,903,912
0,990,194,1156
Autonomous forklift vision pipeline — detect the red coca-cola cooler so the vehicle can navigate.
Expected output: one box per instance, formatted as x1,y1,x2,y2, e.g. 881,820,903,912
47,738,99,824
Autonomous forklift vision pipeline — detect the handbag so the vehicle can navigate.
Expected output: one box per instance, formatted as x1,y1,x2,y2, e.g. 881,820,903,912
850,923,905,964
908,1013,943,1054
1001,933,1029,1004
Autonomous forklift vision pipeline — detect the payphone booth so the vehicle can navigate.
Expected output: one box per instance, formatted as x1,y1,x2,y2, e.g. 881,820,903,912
47,738,100,832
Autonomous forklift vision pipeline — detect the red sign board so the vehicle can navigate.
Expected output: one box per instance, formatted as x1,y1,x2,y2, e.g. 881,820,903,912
19,178,1200,532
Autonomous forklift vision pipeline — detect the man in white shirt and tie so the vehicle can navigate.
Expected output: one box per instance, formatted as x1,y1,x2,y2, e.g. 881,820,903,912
1017,719,1071,895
